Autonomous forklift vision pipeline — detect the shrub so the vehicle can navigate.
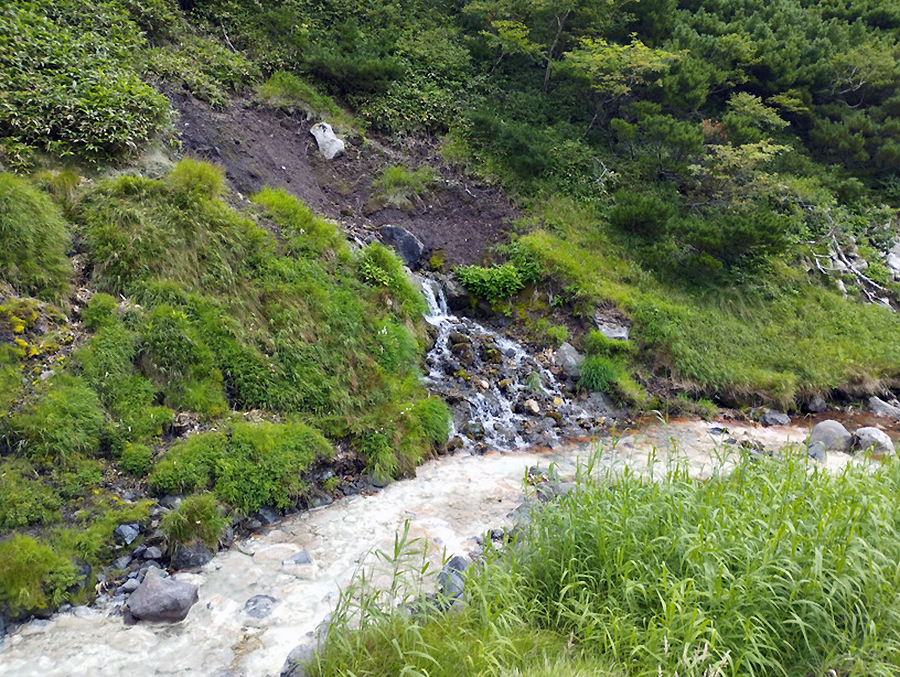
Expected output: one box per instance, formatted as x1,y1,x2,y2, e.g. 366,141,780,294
578,355,620,393
0,173,71,299
119,442,154,477
160,493,227,548
408,398,451,447
357,243,428,318
583,330,633,357
372,165,435,209
0,459,61,530
0,535,76,617
81,293,119,330
51,457,103,500
150,422,332,514
0,1,169,164
165,157,226,199
455,264,524,303
10,374,105,464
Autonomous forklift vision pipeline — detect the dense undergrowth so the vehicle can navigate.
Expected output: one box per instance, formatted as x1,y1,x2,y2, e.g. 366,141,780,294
310,451,900,676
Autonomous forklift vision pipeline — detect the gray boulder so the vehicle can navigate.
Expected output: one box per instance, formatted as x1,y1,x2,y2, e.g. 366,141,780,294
593,315,630,341
868,396,900,421
124,571,198,624
760,410,790,427
438,555,469,600
853,427,895,456
309,122,344,160
114,523,140,546
809,420,852,453
171,543,214,570
805,395,827,413
380,225,424,269
556,342,584,379
807,441,827,463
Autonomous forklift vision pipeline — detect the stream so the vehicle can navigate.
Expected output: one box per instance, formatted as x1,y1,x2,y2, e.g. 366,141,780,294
0,419,847,677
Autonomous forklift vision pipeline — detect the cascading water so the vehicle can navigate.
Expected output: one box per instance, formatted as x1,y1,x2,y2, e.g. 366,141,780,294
417,276,613,451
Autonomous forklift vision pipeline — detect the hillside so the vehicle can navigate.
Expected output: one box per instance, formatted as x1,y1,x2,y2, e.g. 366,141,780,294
2,0,900,636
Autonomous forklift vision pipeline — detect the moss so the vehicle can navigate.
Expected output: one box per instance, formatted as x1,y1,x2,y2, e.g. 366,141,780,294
0,535,77,617
161,493,227,548
119,442,154,477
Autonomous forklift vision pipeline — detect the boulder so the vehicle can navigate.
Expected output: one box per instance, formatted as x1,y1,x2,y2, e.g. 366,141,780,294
170,543,214,570
463,420,485,441
868,396,900,421
142,546,163,560
309,122,345,160
438,555,469,600
853,427,895,456
114,523,140,546
556,342,584,379
524,399,540,415
807,441,827,463
439,275,472,311
379,225,424,270
809,420,852,453
593,315,630,341
805,395,827,414
124,571,198,624
759,410,790,427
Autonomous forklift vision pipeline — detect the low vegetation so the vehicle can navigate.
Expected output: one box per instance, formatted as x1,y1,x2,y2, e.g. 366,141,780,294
311,451,900,676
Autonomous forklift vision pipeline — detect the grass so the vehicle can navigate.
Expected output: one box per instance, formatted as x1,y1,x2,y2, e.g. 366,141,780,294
0,173,71,299
372,165,436,209
309,449,900,677
256,71,358,133
160,493,228,548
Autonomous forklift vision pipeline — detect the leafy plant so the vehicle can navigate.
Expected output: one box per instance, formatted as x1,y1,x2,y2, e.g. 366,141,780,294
455,264,524,303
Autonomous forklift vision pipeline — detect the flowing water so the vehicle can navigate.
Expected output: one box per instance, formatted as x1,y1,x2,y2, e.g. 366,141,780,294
1,419,854,677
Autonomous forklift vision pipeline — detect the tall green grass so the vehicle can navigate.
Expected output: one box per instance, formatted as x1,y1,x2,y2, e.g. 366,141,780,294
309,451,900,676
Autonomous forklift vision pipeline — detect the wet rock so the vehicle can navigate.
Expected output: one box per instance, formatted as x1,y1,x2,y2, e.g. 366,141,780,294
556,342,584,379
807,441,827,463
853,427,895,456
439,275,472,311
114,523,140,546
759,410,790,427
309,122,344,159
122,578,141,594
244,595,279,619
380,225,424,269
255,506,280,525
282,550,318,580
171,543,214,570
282,643,316,677
124,571,198,624
438,555,469,600
868,396,900,421
805,395,828,414
463,421,485,441
809,420,852,453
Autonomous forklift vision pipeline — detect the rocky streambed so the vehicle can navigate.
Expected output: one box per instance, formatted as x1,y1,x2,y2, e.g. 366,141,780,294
0,417,885,677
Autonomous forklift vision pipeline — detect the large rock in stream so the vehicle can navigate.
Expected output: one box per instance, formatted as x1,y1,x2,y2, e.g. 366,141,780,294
853,427,895,456
124,571,199,624
809,420,852,453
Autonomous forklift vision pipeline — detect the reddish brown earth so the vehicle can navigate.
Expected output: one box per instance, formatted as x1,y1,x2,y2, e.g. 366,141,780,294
166,89,518,267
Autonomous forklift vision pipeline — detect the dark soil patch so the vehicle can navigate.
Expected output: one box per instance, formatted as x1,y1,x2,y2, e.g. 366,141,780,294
166,88,517,266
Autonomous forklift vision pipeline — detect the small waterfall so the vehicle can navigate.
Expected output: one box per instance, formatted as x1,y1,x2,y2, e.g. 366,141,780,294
418,276,611,451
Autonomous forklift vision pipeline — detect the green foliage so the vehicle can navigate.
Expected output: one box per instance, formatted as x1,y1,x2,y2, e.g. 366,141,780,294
529,318,568,348
160,493,227,548
119,442,154,477
0,344,22,416
578,355,620,393
9,374,105,465
150,422,332,515
357,243,428,318
583,330,632,357
144,34,260,108
407,398,451,447
51,457,103,500
0,459,61,530
372,165,435,209
0,1,169,164
252,186,344,257
0,173,71,299
165,157,226,199
0,535,76,617
256,71,357,132
455,264,524,303
313,453,900,676
81,293,119,331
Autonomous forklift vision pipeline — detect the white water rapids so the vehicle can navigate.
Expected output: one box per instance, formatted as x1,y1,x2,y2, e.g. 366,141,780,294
0,419,849,677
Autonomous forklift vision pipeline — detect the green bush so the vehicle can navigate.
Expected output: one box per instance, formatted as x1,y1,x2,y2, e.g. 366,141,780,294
0,459,61,530
455,264,524,303
0,1,169,164
119,442,154,477
583,330,632,357
10,374,106,464
51,457,103,500
0,534,76,617
165,157,226,199
578,355,620,393
81,293,119,330
0,173,71,299
150,422,332,514
160,493,227,548
357,243,427,318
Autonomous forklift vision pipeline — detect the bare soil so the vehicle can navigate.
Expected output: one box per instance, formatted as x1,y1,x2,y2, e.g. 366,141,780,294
166,88,518,267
